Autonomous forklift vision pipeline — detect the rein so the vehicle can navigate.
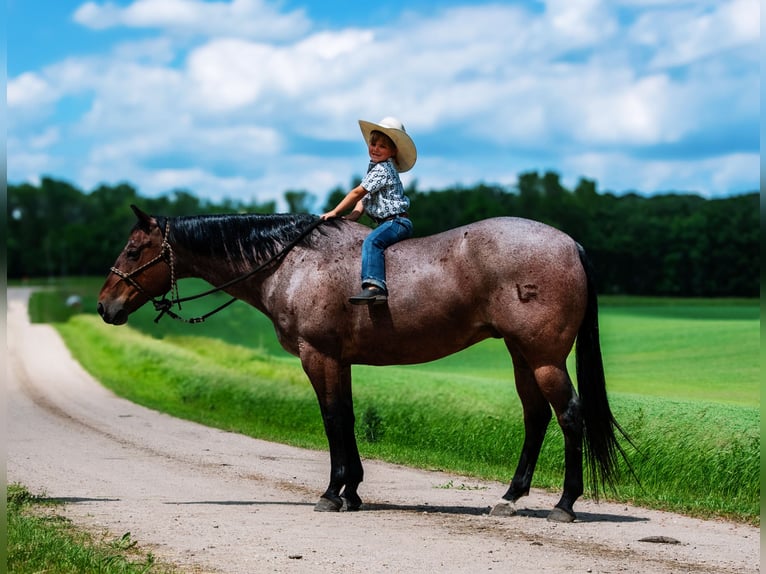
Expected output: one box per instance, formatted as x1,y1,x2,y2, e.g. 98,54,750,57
110,216,329,324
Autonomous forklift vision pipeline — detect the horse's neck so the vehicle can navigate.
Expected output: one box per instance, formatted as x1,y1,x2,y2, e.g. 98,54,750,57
172,247,273,311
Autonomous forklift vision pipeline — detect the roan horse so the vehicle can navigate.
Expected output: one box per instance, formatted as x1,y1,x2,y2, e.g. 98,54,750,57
98,205,630,522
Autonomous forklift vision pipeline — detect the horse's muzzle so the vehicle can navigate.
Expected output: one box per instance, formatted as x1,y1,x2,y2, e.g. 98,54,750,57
97,301,129,325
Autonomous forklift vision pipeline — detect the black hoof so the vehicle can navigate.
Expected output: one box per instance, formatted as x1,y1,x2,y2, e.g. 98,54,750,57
314,496,343,512
489,500,517,517
547,506,576,523
341,493,362,511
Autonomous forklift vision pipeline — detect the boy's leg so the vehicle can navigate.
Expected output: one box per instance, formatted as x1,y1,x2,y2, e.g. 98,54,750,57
360,218,413,291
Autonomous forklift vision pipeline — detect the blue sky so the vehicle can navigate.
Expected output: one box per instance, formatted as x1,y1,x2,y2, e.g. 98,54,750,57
7,0,760,210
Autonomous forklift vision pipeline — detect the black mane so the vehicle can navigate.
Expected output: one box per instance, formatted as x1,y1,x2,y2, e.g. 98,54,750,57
158,213,331,271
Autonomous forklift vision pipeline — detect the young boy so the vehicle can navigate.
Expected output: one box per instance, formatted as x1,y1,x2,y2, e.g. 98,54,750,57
321,117,417,305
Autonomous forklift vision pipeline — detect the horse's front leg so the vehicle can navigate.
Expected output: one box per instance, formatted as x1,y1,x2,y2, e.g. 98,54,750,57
300,346,363,512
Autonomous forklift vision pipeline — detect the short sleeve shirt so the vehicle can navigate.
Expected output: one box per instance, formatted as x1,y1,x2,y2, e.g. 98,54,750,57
361,159,410,220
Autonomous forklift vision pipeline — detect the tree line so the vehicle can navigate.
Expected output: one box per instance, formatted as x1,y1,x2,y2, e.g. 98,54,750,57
7,173,758,297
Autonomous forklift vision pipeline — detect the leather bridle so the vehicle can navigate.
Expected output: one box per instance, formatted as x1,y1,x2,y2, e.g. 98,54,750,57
108,220,188,322
108,216,329,324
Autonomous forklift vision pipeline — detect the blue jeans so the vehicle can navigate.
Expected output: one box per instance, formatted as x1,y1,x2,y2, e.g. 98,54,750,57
361,217,413,291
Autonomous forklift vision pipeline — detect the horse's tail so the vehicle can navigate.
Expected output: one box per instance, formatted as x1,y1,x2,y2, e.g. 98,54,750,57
575,244,635,498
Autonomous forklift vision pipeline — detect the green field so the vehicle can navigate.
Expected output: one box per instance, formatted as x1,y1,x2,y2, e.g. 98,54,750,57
26,279,760,523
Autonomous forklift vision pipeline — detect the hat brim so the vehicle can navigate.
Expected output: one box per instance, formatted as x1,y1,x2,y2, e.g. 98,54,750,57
359,120,417,173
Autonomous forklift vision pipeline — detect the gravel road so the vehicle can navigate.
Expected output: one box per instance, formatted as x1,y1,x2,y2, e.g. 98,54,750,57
6,287,760,573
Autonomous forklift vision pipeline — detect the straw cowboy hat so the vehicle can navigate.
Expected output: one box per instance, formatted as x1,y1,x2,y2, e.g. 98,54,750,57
358,117,417,173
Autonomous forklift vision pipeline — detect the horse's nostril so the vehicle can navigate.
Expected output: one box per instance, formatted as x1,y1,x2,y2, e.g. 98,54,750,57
97,302,105,317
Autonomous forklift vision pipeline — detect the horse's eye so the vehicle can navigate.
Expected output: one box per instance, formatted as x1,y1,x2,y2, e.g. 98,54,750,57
126,249,140,261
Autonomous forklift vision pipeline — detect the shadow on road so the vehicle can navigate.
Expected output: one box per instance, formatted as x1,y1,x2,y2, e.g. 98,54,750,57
159,499,649,523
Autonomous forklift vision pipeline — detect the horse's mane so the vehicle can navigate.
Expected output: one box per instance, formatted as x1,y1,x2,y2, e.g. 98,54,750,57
156,213,334,271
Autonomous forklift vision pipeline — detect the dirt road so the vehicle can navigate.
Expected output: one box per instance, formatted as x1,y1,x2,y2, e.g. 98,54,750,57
6,287,760,573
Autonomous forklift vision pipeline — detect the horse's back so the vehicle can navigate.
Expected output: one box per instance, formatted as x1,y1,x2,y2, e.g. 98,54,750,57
388,217,583,286
316,216,586,311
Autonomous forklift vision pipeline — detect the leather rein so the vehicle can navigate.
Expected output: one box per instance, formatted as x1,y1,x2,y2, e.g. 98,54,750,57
109,217,327,324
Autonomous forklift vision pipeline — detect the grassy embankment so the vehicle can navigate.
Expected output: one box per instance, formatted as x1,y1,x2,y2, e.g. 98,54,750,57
24,279,760,525
6,483,176,573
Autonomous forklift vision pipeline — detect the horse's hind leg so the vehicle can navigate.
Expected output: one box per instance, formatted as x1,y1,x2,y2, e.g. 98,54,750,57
534,363,584,522
493,346,584,522
492,354,551,516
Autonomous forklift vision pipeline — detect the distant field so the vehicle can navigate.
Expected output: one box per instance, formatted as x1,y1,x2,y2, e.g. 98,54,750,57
24,279,760,523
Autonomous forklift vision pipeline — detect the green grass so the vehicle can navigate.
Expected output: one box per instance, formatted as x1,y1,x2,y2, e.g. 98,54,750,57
599,311,759,404
7,483,176,574
25,279,760,525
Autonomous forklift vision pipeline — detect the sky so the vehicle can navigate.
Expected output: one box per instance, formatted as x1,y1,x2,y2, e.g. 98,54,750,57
7,0,760,211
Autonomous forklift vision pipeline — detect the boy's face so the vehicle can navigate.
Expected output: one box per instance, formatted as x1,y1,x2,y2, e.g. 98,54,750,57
368,132,397,163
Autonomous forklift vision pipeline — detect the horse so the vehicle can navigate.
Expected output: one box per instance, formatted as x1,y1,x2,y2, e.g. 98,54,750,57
97,205,631,522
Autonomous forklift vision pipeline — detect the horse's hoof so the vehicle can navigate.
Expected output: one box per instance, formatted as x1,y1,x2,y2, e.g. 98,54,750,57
489,500,517,517
314,496,343,512
547,506,576,523
341,494,362,512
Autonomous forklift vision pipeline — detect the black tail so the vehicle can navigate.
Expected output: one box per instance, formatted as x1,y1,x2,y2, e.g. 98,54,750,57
575,244,635,498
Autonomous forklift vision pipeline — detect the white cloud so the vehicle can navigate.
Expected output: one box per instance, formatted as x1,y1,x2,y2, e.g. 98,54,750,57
563,150,760,195
186,29,375,113
88,123,283,165
74,0,311,41
112,37,177,64
567,72,681,144
630,0,759,69
7,135,55,182
7,72,55,109
28,127,61,149
544,0,619,44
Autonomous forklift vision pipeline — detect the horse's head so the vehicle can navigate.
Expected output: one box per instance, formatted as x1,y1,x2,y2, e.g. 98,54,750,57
97,205,173,325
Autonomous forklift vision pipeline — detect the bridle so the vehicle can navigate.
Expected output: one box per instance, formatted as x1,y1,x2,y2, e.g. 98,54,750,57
109,220,190,322
109,216,328,324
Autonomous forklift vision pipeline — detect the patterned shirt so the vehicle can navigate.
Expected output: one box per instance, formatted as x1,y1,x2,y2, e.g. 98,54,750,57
361,159,410,220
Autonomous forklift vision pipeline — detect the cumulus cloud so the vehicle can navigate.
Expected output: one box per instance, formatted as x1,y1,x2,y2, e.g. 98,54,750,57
631,0,759,69
7,0,759,203
7,72,56,109
185,30,374,113
565,150,760,196
74,0,311,40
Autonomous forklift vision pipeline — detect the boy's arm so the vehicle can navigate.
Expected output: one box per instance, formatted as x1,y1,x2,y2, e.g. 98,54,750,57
344,200,365,221
321,185,367,219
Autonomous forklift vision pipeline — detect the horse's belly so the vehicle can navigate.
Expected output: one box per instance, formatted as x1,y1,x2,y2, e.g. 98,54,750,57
346,324,496,366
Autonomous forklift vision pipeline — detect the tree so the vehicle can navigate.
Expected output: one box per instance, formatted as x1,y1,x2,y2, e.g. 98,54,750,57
284,190,315,214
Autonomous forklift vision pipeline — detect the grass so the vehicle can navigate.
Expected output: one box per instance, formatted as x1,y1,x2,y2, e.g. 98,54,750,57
22,279,761,526
7,483,176,574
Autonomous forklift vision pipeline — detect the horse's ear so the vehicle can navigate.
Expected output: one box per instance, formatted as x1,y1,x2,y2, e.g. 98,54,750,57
131,205,156,227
